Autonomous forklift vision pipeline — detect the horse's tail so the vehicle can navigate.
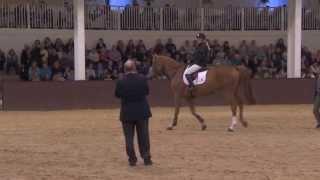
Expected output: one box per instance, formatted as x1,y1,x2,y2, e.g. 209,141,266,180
237,66,256,105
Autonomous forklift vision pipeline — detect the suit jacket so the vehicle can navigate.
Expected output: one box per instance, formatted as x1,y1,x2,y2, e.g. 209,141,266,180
115,73,152,122
315,77,320,98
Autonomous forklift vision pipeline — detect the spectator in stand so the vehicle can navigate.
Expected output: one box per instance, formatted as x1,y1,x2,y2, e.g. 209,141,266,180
44,37,53,49
192,40,198,51
165,38,177,58
311,56,320,76
47,47,59,67
223,41,230,56
116,40,126,62
136,61,150,76
3,37,320,81
99,46,109,63
230,51,242,66
211,40,221,56
248,56,260,77
20,45,31,80
6,49,19,75
40,62,52,81
56,46,64,61
65,38,74,52
136,40,147,52
111,69,119,80
87,49,100,64
183,40,194,55
64,66,74,80
136,45,146,62
86,63,96,80
239,40,249,58
242,55,250,67
61,46,74,68
275,38,286,53
267,59,277,77
31,40,42,66
54,38,64,51
257,59,271,78
153,39,164,55
52,61,65,81
136,40,147,61
178,46,187,62
40,43,48,66
248,40,258,58
109,45,122,64
126,40,136,59
28,61,40,81
96,38,106,51
0,49,6,71
302,46,313,67
186,53,193,65
96,62,105,80
173,52,182,63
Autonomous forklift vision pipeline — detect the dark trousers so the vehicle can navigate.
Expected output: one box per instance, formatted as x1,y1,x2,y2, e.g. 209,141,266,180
122,119,151,162
313,95,320,125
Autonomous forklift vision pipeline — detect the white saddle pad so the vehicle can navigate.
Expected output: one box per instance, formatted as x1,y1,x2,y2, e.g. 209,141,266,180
183,69,208,86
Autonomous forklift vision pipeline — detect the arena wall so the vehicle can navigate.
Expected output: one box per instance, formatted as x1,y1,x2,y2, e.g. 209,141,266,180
2,79,314,111
1,29,320,55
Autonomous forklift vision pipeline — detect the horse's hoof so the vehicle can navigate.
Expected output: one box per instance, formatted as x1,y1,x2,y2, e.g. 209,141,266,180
201,125,207,131
243,122,248,128
167,126,174,130
227,128,234,132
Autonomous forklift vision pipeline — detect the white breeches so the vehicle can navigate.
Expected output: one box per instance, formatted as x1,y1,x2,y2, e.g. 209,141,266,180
185,64,202,75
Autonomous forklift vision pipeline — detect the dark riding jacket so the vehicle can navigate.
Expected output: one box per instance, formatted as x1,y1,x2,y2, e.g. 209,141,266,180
192,42,209,67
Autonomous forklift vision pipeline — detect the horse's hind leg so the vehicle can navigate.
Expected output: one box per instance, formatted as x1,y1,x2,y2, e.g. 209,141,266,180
237,97,248,128
186,98,207,130
228,100,238,132
167,94,181,130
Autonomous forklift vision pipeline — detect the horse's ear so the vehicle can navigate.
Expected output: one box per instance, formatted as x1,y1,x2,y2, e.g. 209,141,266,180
152,54,157,63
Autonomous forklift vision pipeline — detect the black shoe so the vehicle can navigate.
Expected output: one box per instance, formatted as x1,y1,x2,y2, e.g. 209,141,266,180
129,161,137,166
316,124,320,129
128,158,137,167
144,159,153,166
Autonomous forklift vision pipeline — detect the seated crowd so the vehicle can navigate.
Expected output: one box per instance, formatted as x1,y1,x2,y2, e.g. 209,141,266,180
0,37,320,81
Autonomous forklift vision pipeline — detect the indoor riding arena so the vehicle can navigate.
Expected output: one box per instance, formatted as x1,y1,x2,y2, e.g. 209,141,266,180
1,0,320,180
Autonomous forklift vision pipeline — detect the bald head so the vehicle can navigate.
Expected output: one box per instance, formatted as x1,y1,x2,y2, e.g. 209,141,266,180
124,60,137,73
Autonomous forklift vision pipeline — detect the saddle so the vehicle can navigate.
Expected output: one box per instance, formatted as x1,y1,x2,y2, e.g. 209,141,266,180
190,67,207,81
183,67,208,86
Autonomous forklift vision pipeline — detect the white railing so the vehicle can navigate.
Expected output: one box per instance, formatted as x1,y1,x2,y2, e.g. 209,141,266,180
0,2,28,28
244,7,283,30
0,3,320,31
303,8,320,30
162,8,201,31
29,3,73,29
204,8,242,31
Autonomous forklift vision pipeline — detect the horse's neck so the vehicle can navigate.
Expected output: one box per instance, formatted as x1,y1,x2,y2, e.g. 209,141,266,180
164,61,183,80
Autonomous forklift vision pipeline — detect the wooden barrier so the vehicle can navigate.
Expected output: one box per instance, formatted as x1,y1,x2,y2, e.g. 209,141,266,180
2,79,314,111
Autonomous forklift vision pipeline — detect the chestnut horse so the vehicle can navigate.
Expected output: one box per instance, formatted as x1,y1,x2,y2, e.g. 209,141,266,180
151,55,256,131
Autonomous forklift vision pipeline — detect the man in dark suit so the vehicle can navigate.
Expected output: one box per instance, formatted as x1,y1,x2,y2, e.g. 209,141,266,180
115,60,153,166
313,73,320,129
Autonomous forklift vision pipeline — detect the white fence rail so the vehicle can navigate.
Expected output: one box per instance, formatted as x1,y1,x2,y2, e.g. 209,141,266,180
0,3,320,31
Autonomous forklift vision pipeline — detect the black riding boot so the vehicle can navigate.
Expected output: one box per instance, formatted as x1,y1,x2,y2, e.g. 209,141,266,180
186,74,195,88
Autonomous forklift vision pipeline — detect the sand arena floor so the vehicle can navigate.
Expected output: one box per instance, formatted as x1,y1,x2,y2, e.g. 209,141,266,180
0,105,319,180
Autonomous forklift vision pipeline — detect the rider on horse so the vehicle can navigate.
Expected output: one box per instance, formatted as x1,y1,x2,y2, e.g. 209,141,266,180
185,33,210,88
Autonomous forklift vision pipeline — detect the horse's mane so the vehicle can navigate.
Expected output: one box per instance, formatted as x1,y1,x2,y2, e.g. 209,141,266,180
155,55,184,68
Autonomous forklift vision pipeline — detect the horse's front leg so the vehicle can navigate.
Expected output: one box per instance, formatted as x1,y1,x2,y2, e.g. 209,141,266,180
167,94,181,130
186,98,207,130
